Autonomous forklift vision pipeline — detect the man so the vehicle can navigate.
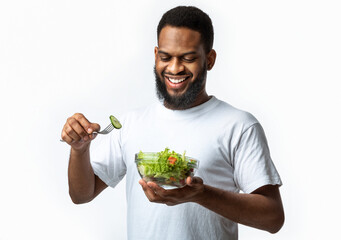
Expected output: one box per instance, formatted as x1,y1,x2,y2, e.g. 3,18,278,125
61,6,284,240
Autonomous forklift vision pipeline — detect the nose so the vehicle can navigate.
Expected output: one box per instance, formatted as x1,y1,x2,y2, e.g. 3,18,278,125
166,58,185,75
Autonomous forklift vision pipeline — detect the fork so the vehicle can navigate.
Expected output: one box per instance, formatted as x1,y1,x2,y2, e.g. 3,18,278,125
94,122,115,135
60,122,115,142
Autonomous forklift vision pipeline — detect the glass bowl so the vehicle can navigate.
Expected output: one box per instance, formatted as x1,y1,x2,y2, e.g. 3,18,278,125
135,152,199,189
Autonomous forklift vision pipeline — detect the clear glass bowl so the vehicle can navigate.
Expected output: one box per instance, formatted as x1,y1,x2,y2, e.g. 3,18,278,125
135,152,199,189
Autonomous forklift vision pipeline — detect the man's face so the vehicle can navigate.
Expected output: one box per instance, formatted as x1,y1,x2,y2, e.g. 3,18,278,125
154,26,209,109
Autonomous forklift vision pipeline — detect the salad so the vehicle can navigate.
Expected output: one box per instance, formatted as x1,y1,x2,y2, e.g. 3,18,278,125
135,148,198,188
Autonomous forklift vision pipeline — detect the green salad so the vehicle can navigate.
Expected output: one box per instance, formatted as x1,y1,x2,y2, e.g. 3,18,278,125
136,148,198,187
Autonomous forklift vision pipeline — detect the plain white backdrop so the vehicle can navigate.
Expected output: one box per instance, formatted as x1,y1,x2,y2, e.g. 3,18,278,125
1,0,340,239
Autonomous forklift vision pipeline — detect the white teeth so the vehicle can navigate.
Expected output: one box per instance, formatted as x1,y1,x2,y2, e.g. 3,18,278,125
168,77,186,84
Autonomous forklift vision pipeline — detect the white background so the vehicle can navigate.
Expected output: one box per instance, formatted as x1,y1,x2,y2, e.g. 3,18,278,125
1,0,340,239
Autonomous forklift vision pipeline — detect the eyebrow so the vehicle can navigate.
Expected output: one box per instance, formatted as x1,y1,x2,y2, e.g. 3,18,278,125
158,50,198,56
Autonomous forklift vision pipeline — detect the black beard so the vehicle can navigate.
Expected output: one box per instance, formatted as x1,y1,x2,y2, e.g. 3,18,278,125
154,65,207,110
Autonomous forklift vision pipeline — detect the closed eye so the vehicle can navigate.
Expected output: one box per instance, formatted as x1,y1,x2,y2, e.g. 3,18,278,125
182,57,196,62
160,56,171,61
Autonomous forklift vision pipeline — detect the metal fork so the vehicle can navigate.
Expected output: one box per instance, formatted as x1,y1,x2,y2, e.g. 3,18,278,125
60,122,114,142
95,122,115,135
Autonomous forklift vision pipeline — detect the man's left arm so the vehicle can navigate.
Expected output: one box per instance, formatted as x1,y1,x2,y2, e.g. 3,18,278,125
139,177,284,234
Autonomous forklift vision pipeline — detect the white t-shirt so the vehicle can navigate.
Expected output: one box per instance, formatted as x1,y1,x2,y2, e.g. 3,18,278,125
90,96,282,240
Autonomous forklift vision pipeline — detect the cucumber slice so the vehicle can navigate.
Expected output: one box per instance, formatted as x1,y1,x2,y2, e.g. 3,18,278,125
110,115,122,129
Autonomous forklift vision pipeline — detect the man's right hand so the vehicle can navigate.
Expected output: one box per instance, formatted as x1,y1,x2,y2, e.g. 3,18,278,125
61,113,100,151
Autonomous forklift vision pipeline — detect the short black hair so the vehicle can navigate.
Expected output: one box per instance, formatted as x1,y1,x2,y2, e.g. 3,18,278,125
157,6,214,53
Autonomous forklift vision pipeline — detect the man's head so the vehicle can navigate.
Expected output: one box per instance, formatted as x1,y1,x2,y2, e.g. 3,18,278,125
154,6,216,110
157,6,214,54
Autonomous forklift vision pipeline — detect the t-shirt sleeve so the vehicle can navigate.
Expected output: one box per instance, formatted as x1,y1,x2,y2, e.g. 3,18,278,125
233,123,282,193
90,129,126,188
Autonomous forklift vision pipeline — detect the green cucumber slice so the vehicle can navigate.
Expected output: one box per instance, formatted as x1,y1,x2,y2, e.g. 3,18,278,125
110,115,122,129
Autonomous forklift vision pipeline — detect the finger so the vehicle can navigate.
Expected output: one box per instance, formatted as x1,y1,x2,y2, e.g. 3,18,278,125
73,113,93,134
147,182,169,198
139,179,147,187
88,123,101,134
186,176,203,187
68,118,88,140
89,132,98,140
61,131,74,144
139,180,163,203
64,122,82,141
73,113,101,135
147,183,183,206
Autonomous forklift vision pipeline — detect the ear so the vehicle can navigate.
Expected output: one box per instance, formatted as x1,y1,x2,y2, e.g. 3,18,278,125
154,47,158,62
206,49,217,71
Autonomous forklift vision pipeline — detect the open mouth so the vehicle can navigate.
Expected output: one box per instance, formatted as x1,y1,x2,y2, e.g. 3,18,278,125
167,77,187,84
164,75,191,86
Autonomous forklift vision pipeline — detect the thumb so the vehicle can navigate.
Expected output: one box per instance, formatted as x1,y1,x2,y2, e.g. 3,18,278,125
187,176,203,186
87,123,101,134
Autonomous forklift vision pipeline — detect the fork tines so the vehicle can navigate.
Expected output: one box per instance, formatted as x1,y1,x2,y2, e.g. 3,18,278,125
101,123,114,133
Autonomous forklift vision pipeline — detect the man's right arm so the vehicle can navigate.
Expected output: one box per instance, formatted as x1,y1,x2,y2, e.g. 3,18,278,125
62,113,108,204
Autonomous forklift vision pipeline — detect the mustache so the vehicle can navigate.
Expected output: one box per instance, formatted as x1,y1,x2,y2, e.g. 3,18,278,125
162,71,192,77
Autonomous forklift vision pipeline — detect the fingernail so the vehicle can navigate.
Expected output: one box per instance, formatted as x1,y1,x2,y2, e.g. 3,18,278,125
87,128,92,134
147,182,153,187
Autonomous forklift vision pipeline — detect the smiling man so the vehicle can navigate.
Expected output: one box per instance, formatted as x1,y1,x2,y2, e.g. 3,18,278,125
62,6,284,240
154,25,215,110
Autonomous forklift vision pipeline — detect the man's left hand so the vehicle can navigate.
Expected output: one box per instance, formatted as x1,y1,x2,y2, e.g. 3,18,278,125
138,177,205,206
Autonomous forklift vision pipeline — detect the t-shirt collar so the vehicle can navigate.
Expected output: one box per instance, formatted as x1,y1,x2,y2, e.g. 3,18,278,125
155,96,219,120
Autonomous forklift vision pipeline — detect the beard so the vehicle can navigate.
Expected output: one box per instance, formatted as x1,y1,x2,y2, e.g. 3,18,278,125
154,64,207,110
